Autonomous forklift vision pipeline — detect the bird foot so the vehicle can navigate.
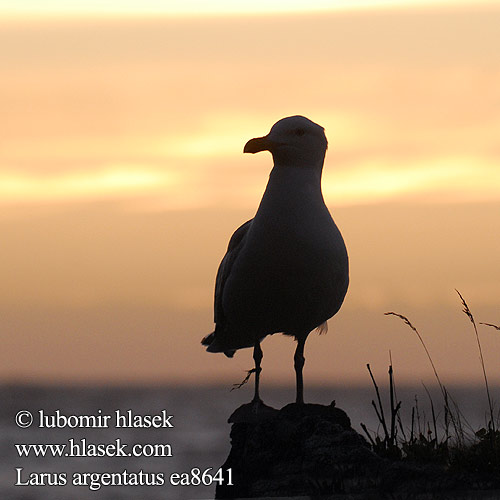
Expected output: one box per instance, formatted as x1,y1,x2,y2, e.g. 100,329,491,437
228,399,278,424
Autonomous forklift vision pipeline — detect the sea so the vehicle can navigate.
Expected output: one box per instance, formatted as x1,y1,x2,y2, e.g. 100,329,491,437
1,383,498,500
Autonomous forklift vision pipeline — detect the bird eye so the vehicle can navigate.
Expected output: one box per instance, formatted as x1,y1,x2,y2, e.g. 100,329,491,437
295,129,305,136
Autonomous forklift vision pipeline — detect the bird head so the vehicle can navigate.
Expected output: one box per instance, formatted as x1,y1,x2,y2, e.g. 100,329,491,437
244,115,328,168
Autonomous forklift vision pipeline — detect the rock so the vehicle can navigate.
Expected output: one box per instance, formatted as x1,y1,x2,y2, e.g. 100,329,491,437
215,402,500,499
216,401,382,498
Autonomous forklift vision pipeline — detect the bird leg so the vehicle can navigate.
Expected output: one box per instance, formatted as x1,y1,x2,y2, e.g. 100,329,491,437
252,341,263,403
230,341,263,403
294,336,306,404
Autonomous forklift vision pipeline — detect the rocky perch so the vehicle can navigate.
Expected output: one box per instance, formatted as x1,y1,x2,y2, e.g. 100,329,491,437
215,402,500,499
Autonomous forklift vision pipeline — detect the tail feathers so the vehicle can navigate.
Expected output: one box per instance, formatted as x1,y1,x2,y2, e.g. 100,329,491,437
201,332,214,346
316,321,329,335
201,331,236,358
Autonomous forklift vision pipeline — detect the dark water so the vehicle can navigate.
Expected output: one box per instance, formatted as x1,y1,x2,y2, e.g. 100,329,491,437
1,383,497,499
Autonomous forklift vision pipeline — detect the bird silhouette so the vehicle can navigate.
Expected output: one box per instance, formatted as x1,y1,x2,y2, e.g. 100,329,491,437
202,116,349,405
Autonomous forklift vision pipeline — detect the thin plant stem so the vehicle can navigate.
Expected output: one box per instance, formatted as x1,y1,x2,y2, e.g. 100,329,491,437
479,322,500,331
385,310,474,441
367,364,390,441
385,312,445,398
422,382,438,447
456,289,495,433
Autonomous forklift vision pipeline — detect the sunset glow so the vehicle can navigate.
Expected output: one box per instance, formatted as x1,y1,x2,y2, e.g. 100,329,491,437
0,167,177,204
2,0,495,17
1,2,499,386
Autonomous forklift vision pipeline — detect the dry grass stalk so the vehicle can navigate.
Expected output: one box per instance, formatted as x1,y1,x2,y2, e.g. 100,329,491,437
480,322,500,331
455,289,495,433
384,312,445,399
384,310,471,443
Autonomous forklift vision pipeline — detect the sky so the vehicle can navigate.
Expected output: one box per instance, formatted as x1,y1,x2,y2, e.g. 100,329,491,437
3,0,499,16
1,1,500,390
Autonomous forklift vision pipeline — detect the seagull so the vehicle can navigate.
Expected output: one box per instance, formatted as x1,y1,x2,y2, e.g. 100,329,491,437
202,116,349,405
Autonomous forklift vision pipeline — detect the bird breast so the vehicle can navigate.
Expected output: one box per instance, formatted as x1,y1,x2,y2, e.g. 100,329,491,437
221,166,349,336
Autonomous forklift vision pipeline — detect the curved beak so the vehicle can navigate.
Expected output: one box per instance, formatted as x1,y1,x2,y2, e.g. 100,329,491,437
243,135,274,154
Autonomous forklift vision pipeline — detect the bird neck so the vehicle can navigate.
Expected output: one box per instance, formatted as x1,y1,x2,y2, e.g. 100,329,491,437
268,164,324,192
256,165,326,216
253,164,329,230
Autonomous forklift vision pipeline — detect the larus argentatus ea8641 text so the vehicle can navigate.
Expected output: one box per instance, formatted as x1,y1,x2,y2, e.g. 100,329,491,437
202,115,349,406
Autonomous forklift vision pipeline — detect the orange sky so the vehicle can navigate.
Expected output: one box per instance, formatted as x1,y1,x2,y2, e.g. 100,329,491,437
1,3,499,388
